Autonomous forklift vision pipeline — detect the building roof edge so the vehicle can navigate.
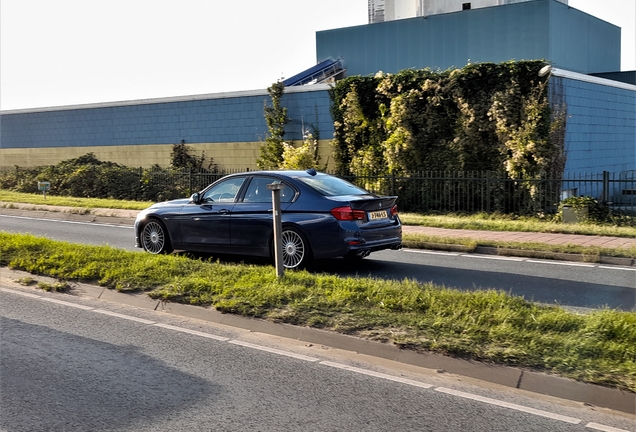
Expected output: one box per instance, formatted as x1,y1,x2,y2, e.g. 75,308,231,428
552,68,636,91
0,84,332,115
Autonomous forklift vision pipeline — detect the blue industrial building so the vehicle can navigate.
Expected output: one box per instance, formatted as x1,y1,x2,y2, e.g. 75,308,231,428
317,0,622,76
554,71,634,173
0,86,333,150
1,0,634,176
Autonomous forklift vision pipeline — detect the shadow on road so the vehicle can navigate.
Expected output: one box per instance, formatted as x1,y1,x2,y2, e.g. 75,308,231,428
1,317,220,431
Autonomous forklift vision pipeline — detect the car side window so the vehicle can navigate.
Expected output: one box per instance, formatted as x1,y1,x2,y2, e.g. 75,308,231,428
202,177,246,203
278,181,296,203
243,177,295,203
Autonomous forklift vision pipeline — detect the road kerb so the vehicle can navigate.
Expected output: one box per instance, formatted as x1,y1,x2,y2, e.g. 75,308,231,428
518,370,636,415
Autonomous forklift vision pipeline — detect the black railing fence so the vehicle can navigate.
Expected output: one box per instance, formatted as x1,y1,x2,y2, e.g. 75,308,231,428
2,165,634,216
341,170,636,214
139,168,635,215
341,171,561,214
138,168,241,202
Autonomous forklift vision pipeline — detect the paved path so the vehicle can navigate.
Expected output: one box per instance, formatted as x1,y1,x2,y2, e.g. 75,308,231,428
1,202,635,249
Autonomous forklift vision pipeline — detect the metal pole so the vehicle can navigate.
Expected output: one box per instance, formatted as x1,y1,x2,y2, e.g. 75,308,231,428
189,168,193,196
602,171,610,205
267,183,284,278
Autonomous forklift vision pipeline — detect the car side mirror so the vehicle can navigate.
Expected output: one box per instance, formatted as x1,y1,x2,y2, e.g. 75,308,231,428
190,192,200,204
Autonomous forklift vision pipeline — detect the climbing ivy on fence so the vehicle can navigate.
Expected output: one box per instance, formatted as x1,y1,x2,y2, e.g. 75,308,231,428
329,61,565,207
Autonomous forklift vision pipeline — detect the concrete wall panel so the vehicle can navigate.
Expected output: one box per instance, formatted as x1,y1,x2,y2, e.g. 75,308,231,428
0,140,336,171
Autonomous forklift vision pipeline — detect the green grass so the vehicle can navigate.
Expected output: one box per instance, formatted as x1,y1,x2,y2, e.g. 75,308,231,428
0,190,152,210
2,231,634,392
400,212,636,238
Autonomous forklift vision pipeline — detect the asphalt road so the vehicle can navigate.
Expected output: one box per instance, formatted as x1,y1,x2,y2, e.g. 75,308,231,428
2,214,634,311
2,287,634,432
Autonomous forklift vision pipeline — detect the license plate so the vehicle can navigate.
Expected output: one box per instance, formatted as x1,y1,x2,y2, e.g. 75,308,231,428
368,210,387,220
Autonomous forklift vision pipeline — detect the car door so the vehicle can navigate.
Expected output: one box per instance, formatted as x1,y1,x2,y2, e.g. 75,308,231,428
230,176,296,251
178,176,246,246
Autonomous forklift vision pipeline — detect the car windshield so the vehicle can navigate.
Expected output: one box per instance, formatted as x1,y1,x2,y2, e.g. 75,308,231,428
297,175,369,196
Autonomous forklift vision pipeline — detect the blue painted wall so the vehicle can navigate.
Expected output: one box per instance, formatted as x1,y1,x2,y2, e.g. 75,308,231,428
548,3,621,74
316,0,620,77
0,86,333,150
2,77,633,174
558,76,636,174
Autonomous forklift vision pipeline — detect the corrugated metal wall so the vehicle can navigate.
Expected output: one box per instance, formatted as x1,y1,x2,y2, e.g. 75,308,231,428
555,73,636,173
0,86,333,150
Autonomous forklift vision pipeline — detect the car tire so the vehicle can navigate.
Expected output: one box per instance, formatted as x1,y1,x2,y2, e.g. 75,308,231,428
274,227,311,269
140,219,173,254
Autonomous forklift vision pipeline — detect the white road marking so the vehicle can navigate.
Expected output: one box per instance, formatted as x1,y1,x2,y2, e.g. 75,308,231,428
229,340,320,362
405,248,635,271
598,266,636,271
403,249,461,256
0,287,41,298
434,387,581,424
154,323,230,341
40,297,95,310
93,309,155,324
461,255,525,261
320,361,434,389
0,214,133,228
585,422,632,432
525,260,596,267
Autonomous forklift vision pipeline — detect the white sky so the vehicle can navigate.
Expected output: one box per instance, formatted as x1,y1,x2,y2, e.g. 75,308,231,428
1,0,634,111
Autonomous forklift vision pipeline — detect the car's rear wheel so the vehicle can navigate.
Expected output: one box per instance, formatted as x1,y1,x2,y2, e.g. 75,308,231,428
277,227,310,269
141,220,173,254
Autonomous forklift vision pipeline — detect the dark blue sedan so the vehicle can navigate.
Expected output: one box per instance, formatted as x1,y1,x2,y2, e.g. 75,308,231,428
134,169,402,268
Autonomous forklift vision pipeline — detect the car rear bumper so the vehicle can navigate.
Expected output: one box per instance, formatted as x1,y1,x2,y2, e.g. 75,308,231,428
344,236,403,257
308,221,402,259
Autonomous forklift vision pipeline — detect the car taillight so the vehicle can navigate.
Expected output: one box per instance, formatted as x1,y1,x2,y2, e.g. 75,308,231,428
331,206,366,221
390,204,398,216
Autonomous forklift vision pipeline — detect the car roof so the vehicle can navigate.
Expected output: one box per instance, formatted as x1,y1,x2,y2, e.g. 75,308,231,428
231,169,326,178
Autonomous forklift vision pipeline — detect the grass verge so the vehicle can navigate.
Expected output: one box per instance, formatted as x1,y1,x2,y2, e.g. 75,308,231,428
2,231,634,392
0,190,151,210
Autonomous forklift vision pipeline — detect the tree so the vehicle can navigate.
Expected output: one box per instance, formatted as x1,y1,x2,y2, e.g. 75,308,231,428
279,128,325,170
170,140,215,171
257,82,289,169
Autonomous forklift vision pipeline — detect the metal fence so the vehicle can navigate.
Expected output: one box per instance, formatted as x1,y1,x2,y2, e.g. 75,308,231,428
2,165,634,216
340,170,636,214
141,168,635,215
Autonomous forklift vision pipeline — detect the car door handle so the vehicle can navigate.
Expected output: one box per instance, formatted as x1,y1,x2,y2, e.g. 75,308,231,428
219,209,230,214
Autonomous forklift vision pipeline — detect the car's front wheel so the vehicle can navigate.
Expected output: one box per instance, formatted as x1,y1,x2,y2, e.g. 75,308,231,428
276,227,311,269
141,220,173,254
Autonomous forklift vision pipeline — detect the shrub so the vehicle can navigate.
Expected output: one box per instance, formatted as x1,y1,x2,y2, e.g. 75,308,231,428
558,196,609,223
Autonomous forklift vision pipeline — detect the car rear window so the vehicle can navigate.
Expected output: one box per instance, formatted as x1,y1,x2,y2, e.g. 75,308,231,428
297,175,369,196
